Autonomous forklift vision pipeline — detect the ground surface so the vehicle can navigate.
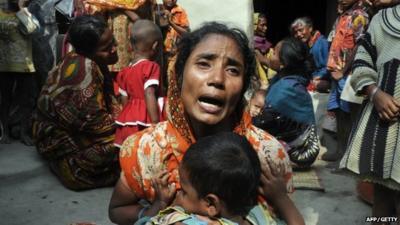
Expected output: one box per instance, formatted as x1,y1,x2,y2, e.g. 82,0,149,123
0,141,371,225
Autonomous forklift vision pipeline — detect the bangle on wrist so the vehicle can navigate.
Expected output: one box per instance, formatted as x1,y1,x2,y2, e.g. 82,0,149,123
369,86,379,102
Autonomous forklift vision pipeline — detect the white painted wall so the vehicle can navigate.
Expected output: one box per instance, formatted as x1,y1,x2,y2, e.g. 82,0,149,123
156,0,254,37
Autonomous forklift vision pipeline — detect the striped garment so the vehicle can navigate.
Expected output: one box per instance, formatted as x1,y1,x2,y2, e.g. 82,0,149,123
340,5,400,191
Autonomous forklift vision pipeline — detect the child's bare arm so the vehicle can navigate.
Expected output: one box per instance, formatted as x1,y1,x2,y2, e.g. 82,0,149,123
109,178,168,225
164,10,189,35
120,95,128,107
144,86,160,124
124,10,140,22
259,161,305,225
169,21,189,35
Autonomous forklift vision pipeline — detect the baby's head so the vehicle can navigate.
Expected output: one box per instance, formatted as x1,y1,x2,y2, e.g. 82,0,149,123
178,132,261,219
249,89,266,117
130,20,162,59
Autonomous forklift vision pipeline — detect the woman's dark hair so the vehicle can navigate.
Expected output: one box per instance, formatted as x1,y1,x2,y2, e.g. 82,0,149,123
279,37,315,79
68,15,107,56
175,22,255,105
258,13,267,21
181,132,261,216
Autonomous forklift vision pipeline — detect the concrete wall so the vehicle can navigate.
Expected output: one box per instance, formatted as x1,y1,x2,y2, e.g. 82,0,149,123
156,0,254,37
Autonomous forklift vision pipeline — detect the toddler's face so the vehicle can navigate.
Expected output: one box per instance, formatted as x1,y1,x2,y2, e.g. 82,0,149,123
176,166,207,215
249,93,265,117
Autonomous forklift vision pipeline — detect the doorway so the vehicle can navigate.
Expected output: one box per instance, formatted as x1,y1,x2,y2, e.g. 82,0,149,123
254,0,337,45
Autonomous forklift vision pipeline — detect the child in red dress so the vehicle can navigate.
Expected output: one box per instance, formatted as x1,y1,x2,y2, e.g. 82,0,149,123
114,20,164,147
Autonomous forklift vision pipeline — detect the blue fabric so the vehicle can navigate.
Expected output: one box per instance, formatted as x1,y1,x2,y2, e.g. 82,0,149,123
182,215,209,225
265,75,315,124
310,35,330,79
327,76,350,112
134,216,151,225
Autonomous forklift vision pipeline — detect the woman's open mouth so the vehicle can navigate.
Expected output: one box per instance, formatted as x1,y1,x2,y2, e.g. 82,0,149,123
198,96,224,114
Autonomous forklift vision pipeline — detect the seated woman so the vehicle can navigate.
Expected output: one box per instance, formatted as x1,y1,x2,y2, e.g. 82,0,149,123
32,15,120,190
109,22,293,225
253,37,320,168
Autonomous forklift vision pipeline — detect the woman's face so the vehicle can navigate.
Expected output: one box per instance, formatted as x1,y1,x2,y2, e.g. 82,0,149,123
256,17,268,36
180,34,245,126
269,41,282,71
92,28,118,65
292,24,313,43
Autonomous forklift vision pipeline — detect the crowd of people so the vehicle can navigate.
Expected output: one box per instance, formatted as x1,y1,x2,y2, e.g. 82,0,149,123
2,0,400,224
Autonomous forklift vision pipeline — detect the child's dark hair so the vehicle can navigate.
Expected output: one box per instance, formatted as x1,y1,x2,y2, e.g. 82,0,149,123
279,37,315,79
68,15,107,56
130,19,162,50
181,132,261,216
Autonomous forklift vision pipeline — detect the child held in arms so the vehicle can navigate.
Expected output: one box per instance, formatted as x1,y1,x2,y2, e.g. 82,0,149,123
148,132,305,225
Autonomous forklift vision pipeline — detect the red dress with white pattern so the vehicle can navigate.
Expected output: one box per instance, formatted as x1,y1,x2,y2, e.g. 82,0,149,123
114,59,164,147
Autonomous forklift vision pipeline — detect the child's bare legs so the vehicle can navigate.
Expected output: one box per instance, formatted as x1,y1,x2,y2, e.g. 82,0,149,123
372,183,395,225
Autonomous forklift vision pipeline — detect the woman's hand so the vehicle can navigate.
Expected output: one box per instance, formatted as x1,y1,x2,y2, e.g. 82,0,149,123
372,89,400,122
152,170,176,208
255,49,269,67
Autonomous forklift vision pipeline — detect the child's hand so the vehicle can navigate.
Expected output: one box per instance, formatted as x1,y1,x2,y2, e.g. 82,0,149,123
331,71,343,81
258,160,287,203
260,162,305,225
372,89,400,122
152,170,176,208
162,10,172,22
